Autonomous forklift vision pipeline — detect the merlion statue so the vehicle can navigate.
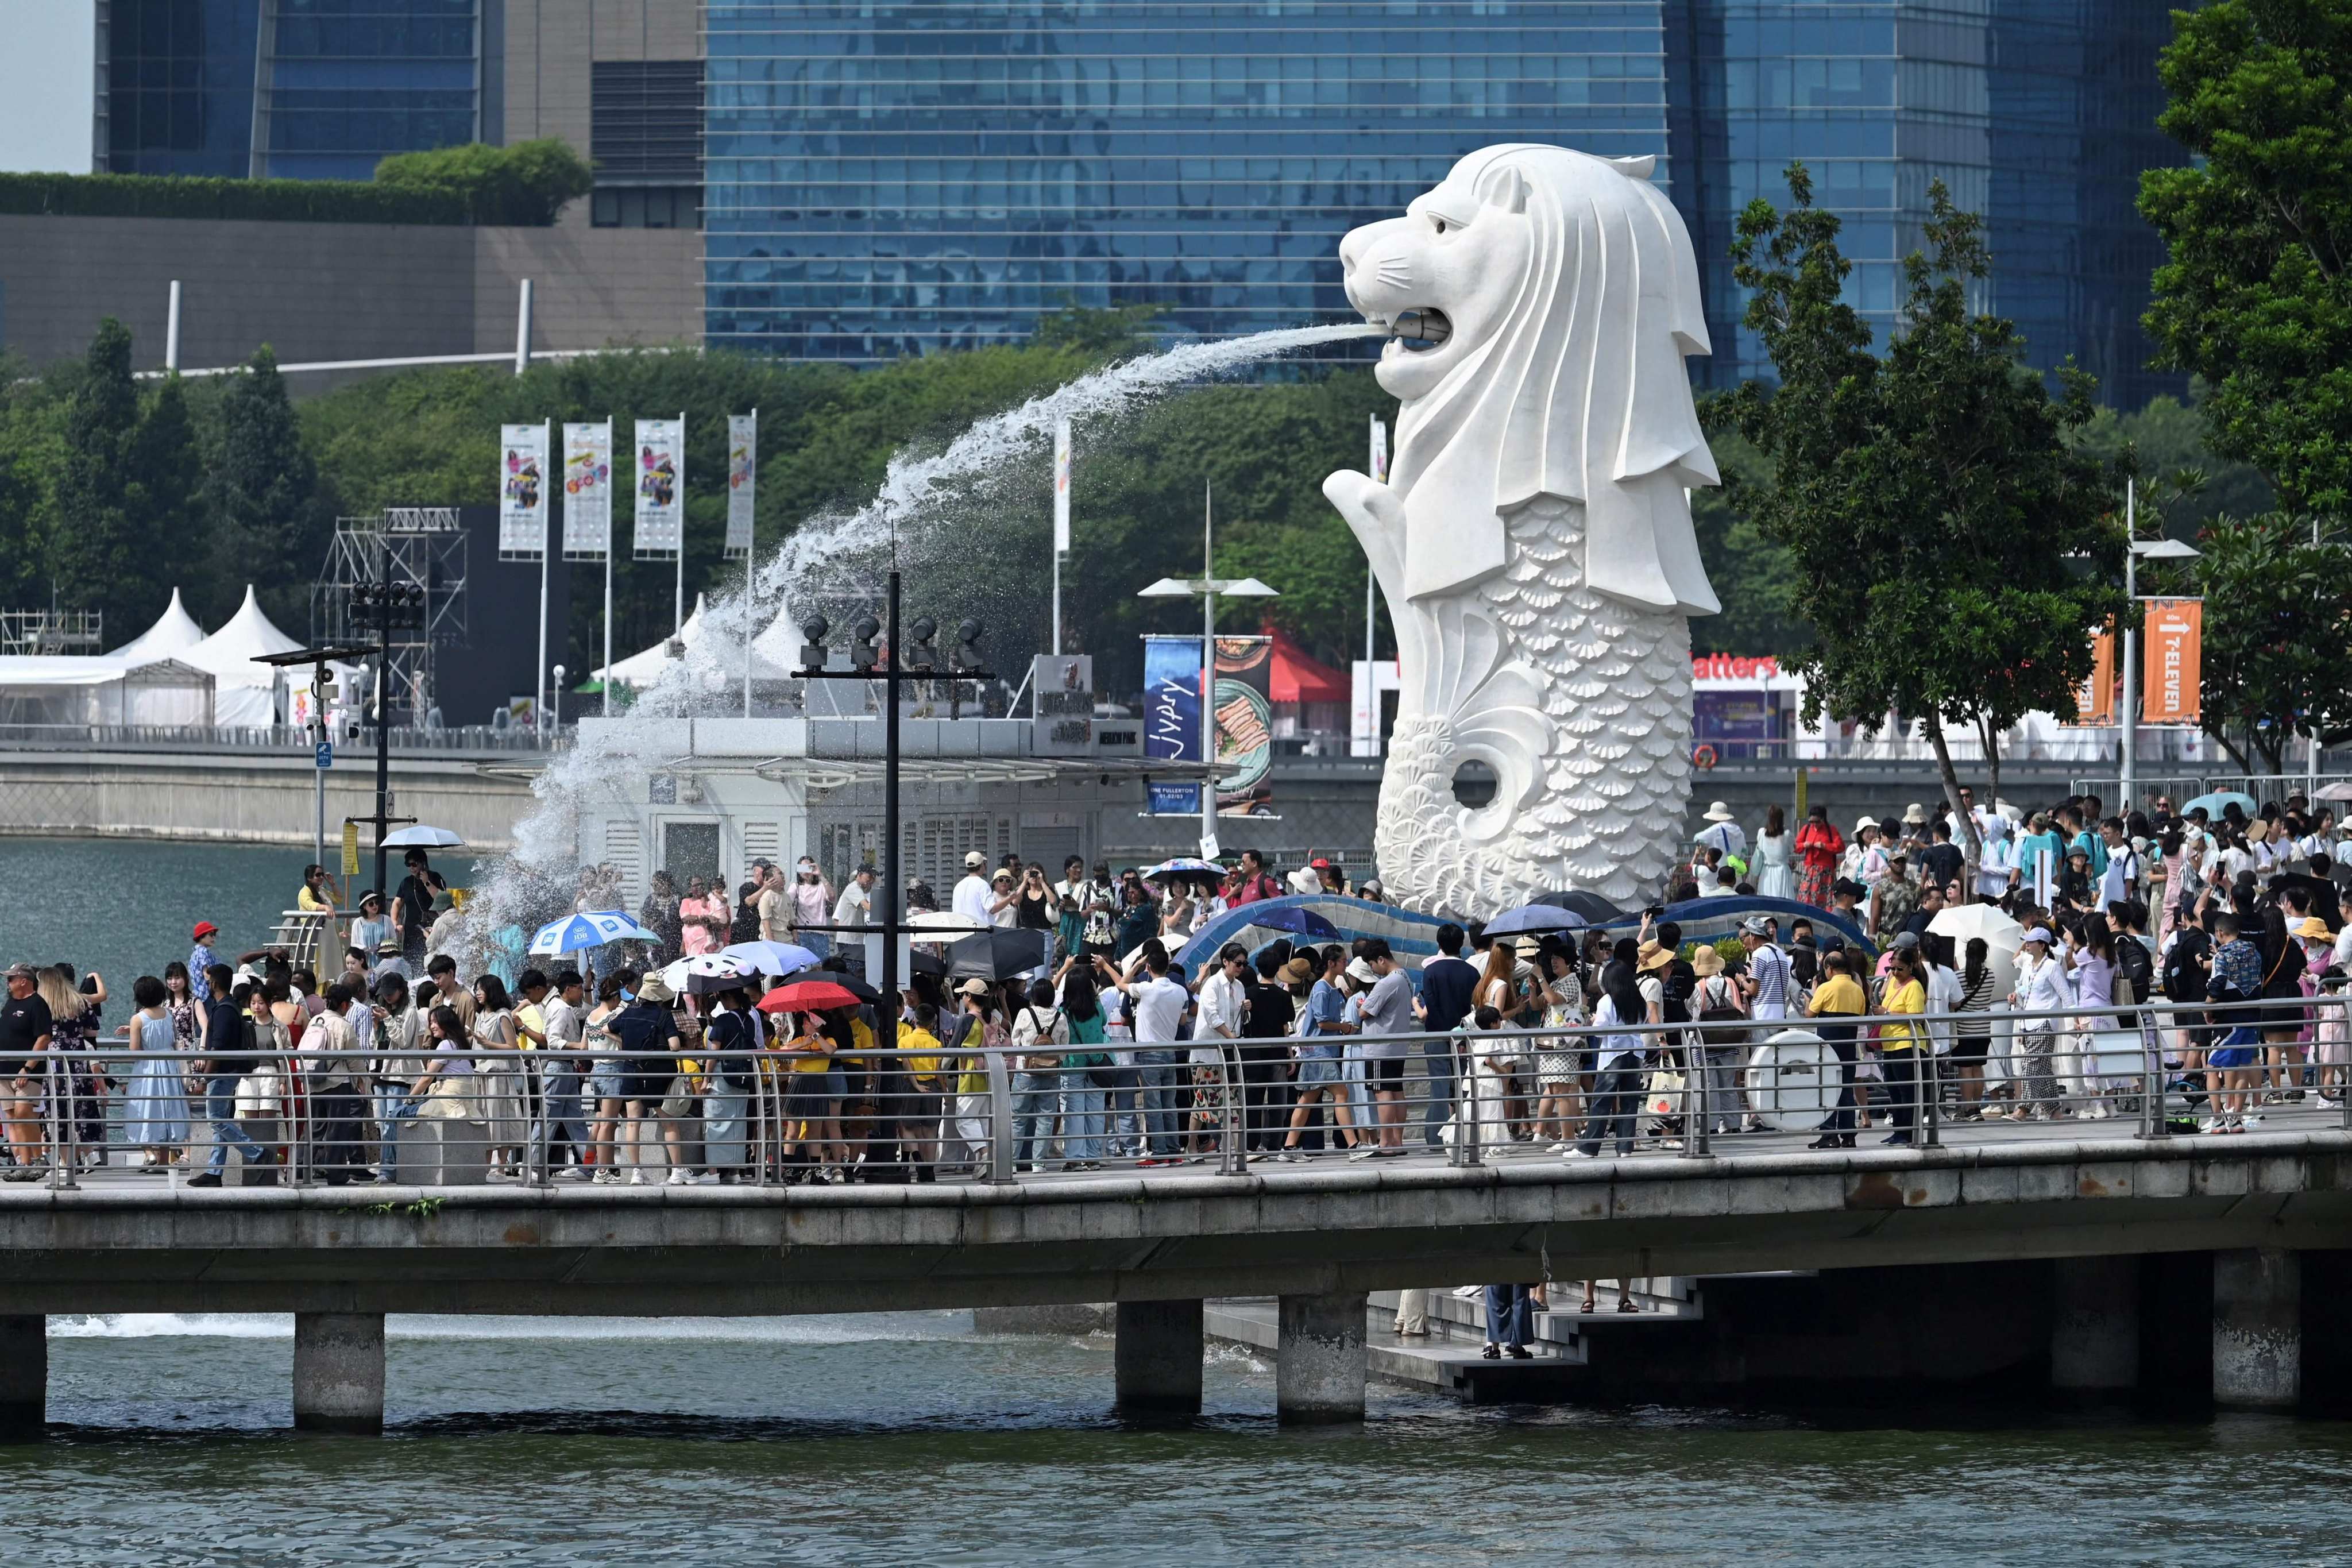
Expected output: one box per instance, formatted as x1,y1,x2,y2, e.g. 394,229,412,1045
1324,144,1721,914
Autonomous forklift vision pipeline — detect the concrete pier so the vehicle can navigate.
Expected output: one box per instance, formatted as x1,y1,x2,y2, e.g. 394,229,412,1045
2050,1255,2139,1399
1114,1299,1203,1416
292,1311,386,1434
2213,1249,2300,1410
1277,1290,1366,1424
0,1315,43,1435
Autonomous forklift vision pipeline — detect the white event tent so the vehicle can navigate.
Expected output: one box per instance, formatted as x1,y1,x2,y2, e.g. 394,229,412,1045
0,588,218,728
183,585,304,726
110,588,209,663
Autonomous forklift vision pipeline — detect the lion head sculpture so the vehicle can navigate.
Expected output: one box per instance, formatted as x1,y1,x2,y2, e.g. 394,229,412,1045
1337,144,1721,615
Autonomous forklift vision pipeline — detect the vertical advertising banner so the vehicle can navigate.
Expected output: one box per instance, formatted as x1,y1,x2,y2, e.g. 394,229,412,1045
562,421,612,559
725,412,756,559
1213,634,1275,816
633,416,684,558
2142,598,2203,725
1053,417,1072,554
499,423,549,558
2072,620,2117,725
1369,412,1388,482
1143,634,1204,815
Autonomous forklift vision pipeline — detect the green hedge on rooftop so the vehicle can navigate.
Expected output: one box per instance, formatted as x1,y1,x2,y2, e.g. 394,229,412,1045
0,138,593,227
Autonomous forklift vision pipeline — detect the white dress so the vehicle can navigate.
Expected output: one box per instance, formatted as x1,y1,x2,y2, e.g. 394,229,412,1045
470,1009,530,1149
1753,832,1795,899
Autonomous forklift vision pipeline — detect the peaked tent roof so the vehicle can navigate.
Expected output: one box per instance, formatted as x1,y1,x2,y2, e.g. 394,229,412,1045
185,585,303,683
1261,621,1350,704
596,596,801,686
111,588,207,663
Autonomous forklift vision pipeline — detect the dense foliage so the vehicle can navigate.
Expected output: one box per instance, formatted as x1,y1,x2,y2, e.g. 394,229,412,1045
1706,166,2126,836
372,139,593,226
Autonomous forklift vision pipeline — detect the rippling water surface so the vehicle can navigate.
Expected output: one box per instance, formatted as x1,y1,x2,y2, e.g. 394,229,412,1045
14,1312,2352,1566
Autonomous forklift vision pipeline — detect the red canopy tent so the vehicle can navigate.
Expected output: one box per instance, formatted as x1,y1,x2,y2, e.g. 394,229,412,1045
1260,621,1350,703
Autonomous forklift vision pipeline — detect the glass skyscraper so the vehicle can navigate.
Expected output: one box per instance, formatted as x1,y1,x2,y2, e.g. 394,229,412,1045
703,2,1677,362
107,0,482,181
704,1,2184,403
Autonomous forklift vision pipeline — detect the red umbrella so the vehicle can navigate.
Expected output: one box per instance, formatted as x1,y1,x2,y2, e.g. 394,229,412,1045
757,980,862,1014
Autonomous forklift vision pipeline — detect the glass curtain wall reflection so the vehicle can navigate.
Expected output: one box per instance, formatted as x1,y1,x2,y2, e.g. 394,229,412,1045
703,2,1678,362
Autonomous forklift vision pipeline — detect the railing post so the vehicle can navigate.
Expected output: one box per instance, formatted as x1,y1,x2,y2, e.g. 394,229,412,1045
1219,1045,1245,1175
1680,1026,1709,1159
47,1056,79,1190
2138,1001,2169,1141
1920,1025,1942,1148
984,1046,1014,1184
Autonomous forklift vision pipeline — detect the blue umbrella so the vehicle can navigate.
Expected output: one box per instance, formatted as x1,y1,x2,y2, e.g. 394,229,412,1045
2182,790,2257,818
1143,856,1225,885
529,909,658,956
1484,903,1589,937
719,940,821,978
1246,906,1340,939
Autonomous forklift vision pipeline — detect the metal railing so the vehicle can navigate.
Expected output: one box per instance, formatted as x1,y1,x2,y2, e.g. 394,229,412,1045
0,723,571,754
3,994,2343,1192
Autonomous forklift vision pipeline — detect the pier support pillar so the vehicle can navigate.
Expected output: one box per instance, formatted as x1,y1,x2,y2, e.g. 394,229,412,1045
2214,1249,2299,1410
1277,1290,1366,1425
293,1311,385,1434
0,1315,44,1436
1114,1299,1202,1417
2051,1256,2138,1399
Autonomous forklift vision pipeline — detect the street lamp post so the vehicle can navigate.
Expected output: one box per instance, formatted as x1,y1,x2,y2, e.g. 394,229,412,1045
2120,479,2202,813
1136,482,1277,859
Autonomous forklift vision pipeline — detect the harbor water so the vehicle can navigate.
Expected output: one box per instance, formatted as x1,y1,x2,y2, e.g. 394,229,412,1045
7,839,2352,1563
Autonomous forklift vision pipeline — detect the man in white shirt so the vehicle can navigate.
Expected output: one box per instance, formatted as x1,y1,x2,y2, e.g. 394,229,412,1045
950,851,993,926
1696,802,1746,862
1113,943,1194,1164
2097,818,2141,911
831,867,876,976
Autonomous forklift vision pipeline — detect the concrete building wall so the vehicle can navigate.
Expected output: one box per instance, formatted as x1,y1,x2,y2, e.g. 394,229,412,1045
503,0,704,150
0,213,698,375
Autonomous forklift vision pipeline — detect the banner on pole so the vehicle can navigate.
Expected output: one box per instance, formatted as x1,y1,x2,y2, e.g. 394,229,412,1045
498,423,549,558
341,820,360,879
1214,634,1275,816
561,421,612,560
2142,598,2202,725
633,416,683,559
1143,635,1203,767
1053,417,1072,554
725,413,756,560
2069,620,2117,725
1369,413,1388,483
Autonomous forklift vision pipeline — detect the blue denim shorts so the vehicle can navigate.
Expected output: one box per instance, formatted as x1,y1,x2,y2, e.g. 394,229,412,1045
1297,1056,1342,1086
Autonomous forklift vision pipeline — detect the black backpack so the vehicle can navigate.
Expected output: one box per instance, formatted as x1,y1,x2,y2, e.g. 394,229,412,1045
2162,930,2209,1004
2114,933,2154,1001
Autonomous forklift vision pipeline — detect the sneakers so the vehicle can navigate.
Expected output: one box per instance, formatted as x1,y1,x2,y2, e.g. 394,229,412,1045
627,1169,647,1185
1272,1150,1301,1163
1561,1149,1597,1161
590,1169,619,1184
183,1171,222,1187
665,1168,690,1185
1546,1142,1573,1154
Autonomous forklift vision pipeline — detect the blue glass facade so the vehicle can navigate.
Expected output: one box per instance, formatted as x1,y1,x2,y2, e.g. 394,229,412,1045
1670,0,2182,404
265,0,481,180
107,0,480,182
703,2,1676,362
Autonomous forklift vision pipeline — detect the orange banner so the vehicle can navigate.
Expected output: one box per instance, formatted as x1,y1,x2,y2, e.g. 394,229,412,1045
2074,620,2117,725
2142,598,2202,724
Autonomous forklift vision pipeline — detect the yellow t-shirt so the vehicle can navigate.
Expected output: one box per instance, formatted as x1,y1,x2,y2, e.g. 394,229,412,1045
784,1030,833,1074
1807,973,1866,1018
898,1024,944,1084
1879,977,1925,1051
515,1001,546,1049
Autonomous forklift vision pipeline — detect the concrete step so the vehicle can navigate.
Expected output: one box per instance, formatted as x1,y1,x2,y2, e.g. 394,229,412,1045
1204,1297,1587,1401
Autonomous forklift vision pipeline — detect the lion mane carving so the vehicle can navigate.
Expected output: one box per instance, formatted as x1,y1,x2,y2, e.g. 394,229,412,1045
1324,144,1722,913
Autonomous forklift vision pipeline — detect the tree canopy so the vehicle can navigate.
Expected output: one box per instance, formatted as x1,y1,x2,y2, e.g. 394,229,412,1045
1707,165,2126,834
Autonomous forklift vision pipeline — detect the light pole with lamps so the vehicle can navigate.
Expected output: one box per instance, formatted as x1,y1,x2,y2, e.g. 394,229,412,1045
551,664,565,731
2121,478,2202,812
1136,482,1277,859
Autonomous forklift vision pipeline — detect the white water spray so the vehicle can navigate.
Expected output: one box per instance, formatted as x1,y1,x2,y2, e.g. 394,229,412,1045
450,322,1382,964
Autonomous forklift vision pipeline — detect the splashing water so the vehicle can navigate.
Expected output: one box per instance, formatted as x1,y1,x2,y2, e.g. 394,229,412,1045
447,321,1384,966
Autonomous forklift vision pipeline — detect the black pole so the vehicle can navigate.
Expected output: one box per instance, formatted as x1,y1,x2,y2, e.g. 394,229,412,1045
373,535,393,899
879,568,901,1019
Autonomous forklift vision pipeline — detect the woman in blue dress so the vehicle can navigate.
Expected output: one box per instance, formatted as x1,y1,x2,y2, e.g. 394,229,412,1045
119,975,191,1170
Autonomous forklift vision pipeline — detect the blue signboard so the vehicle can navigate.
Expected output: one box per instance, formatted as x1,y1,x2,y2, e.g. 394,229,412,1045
1146,781,1203,816
315,742,334,770
1142,635,1203,764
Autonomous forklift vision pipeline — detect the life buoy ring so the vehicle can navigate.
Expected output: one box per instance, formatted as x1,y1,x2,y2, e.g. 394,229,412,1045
1691,743,1718,770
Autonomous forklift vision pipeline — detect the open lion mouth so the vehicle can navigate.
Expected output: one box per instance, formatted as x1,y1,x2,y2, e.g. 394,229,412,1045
1386,308,1453,350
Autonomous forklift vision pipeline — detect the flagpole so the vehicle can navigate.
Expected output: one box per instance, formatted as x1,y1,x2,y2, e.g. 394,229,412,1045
744,407,758,719
673,408,687,637
603,415,615,717
536,417,553,742
1202,478,1215,860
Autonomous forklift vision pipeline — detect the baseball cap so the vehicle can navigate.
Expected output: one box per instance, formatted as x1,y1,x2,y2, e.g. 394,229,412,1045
1309,857,1333,870
958,977,992,997
1890,931,1921,950
192,921,219,941
2021,927,2054,945
4,962,36,981
1740,916,1771,936
965,851,985,869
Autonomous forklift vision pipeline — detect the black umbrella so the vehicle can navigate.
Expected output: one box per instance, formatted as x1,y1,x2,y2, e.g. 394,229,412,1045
1533,889,1628,924
908,948,947,978
946,928,1051,981
820,970,883,1004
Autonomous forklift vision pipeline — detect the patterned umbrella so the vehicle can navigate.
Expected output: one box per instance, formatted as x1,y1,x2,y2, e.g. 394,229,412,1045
528,910,656,956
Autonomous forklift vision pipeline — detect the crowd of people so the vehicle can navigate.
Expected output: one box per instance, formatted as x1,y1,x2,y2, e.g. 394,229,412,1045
2,786,2346,1187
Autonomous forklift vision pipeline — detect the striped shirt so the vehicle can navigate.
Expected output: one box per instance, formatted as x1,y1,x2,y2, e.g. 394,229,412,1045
1748,943,1791,1012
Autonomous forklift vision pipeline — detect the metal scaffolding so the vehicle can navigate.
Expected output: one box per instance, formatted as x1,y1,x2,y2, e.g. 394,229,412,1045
310,508,466,722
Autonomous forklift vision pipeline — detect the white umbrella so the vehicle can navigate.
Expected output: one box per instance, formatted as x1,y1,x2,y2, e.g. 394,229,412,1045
909,910,988,933
381,825,465,849
1929,902,2024,999
659,952,760,994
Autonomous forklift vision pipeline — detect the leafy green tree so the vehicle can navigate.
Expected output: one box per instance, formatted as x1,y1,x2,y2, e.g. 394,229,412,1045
2140,0,2352,515
373,138,593,225
209,346,323,628
49,317,152,619
126,374,208,618
1708,167,2125,853
2072,392,2274,531
1689,430,1810,656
